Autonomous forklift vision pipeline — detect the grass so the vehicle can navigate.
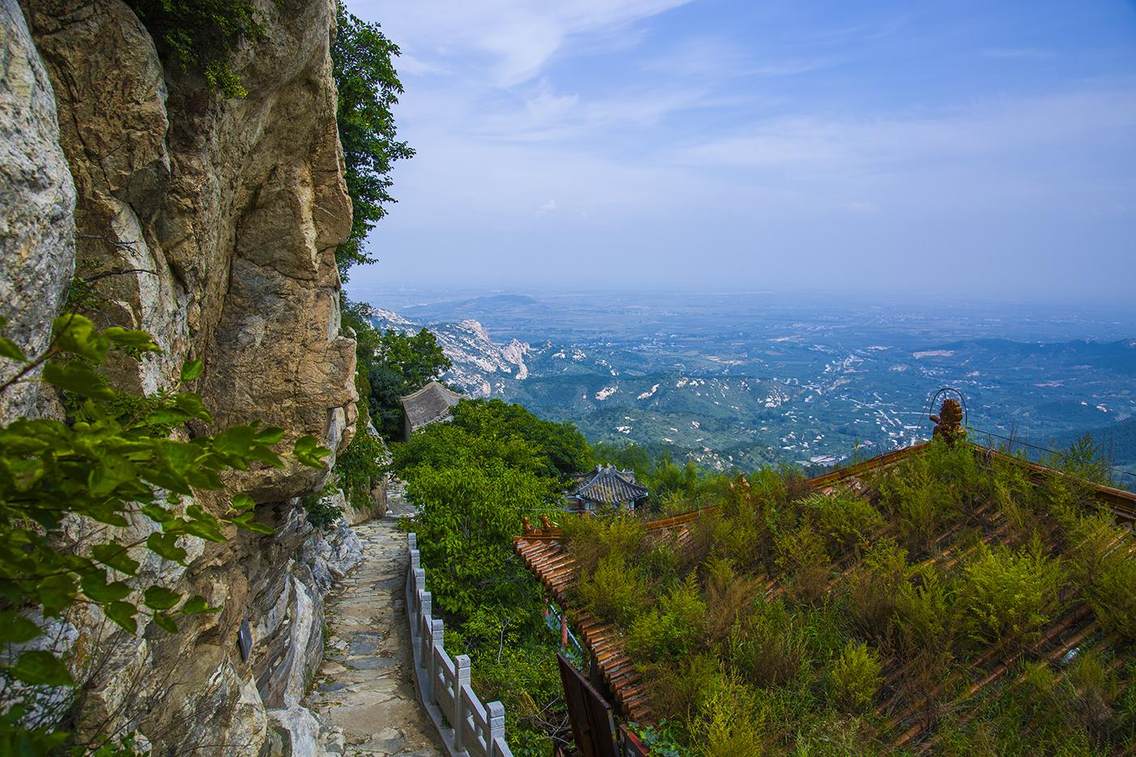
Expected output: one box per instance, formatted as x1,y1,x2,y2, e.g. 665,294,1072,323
561,439,1136,754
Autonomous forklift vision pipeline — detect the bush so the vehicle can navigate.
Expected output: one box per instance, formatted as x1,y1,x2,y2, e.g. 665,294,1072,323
1088,556,1136,642
843,539,909,643
828,641,882,713
893,565,956,658
774,525,831,603
302,486,342,530
690,672,766,757
802,491,884,552
0,315,327,748
577,553,650,628
728,600,807,688
125,0,265,97
627,576,706,660
561,512,646,575
877,439,975,552
958,542,1065,649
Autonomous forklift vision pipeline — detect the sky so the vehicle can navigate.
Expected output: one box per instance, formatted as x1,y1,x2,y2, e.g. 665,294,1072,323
343,0,1136,304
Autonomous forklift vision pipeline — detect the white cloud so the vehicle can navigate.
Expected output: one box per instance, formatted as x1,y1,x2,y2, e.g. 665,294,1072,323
354,0,693,87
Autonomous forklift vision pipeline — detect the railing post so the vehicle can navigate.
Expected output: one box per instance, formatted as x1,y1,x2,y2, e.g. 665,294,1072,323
419,591,432,687
453,655,470,751
429,618,444,706
488,700,505,756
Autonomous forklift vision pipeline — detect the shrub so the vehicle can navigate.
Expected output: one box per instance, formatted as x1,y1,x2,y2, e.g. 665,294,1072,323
702,558,763,645
802,491,884,552
828,641,883,713
0,315,327,748
1087,556,1136,642
302,486,343,530
877,440,972,552
690,672,766,757
562,511,647,574
643,653,720,724
125,0,265,97
578,552,650,628
958,542,1065,649
628,575,706,660
729,600,807,688
843,539,909,644
893,565,956,658
774,525,831,603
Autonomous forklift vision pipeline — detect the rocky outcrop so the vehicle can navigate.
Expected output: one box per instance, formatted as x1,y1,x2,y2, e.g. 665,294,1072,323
0,0,75,419
3,0,366,750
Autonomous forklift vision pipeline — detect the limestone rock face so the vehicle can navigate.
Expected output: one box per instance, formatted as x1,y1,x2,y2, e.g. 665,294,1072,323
5,0,366,750
21,0,357,472
0,0,76,419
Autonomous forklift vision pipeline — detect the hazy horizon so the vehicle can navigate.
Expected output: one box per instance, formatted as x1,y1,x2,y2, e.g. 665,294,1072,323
344,0,1136,300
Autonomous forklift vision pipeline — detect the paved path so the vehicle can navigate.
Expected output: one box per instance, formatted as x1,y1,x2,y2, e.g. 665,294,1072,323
307,512,441,756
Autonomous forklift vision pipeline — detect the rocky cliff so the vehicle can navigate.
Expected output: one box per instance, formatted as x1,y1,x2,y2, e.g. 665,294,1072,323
1,0,363,750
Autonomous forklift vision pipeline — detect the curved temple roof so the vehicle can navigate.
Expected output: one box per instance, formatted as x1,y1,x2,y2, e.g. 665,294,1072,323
572,465,648,506
399,381,461,434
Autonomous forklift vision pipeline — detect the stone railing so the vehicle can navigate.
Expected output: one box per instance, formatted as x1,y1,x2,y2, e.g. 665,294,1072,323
406,534,512,757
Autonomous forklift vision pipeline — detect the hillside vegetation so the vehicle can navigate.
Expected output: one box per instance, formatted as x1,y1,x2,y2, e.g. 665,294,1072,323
563,439,1136,754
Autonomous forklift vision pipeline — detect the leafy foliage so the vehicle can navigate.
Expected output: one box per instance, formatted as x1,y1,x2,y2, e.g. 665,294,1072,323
331,2,415,279
958,541,1065,650
393,398,581,753
828,640,883,713
0,315,327,749
368,327,451,439
125,0,265,97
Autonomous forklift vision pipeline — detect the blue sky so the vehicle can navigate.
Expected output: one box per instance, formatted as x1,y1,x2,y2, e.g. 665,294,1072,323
344,0,1136,304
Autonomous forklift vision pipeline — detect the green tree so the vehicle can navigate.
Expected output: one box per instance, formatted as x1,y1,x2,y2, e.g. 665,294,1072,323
332,2,415,279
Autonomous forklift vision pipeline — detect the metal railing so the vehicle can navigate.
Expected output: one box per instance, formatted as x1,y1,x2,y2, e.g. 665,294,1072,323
406,533,512,757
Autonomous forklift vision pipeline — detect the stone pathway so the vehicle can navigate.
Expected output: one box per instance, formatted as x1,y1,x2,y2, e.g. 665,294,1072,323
306,512,441,756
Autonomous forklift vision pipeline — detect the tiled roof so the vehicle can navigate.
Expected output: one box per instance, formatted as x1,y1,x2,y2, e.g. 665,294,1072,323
399,381,461,433
572,465,648,506
516,443,1136,744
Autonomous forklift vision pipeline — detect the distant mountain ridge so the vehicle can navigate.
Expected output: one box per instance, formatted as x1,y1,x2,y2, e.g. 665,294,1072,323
371,308,531,397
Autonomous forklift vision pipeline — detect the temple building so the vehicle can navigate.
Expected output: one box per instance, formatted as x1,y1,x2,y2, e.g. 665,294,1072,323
398,381,461,440
565,465,649,512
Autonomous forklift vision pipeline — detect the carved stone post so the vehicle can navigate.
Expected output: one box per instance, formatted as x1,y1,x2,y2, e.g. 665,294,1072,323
453,654,471,750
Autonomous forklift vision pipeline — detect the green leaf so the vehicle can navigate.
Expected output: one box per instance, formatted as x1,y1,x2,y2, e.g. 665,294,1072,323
0,612,42,644
231,514,275,535
143,586,181,611
42,360,114,399
90,544,141,576
88,454,138,497
231,494,256,512
146,532,187,563
294,435,331,469
80,570,131,603
105,601,137,633
255,426,285,445
103,326,160,353
11,650,74,687
152,612,178,633
52,313,107,361
0,336,25,361
173,392,211,421
180,595,221,616
180,358,204,383
39,574,78,616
